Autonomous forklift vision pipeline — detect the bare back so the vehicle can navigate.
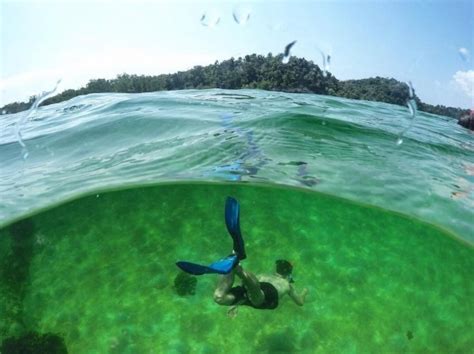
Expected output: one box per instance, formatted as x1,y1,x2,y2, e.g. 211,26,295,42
257,274,291,298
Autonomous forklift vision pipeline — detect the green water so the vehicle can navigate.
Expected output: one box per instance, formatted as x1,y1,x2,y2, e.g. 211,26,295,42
1,182,472,353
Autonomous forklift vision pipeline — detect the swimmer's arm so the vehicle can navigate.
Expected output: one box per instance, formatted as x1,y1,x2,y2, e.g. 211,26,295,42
288,285,308,306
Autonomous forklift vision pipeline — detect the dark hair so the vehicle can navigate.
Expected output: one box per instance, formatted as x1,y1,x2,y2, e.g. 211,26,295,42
275,259,293,277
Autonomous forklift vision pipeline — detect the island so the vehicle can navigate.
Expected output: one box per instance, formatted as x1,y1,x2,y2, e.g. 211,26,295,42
1,53,471,130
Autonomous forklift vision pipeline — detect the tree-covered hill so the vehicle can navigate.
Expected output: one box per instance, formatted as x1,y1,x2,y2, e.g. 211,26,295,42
1,53,470,121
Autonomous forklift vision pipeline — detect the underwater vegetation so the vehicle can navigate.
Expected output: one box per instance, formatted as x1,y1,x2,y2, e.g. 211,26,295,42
0,220,69,352
0,331,67,354
0,219,37,338
6,219,36,290
173,271,198,296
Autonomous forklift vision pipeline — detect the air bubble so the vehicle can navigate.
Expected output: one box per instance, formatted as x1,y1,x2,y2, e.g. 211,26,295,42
232,6,251,25
1,110,6,115
200,10,220,28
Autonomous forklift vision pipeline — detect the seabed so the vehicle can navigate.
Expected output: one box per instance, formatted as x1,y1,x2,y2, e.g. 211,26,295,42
1,182,472,353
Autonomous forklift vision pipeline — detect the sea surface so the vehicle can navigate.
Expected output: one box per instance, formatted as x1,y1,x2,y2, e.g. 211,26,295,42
1,89,473,243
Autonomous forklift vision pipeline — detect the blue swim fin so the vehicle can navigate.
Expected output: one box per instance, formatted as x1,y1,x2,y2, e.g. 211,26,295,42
176,255,238,275
176,261,211,275
209,254,239,273
175,198,246,275
225,197,246,260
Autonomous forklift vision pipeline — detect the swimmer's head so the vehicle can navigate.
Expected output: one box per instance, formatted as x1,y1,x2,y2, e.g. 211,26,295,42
276,259,294,282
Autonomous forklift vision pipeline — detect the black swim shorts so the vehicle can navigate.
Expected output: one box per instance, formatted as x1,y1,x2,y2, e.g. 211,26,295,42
229,281,279,310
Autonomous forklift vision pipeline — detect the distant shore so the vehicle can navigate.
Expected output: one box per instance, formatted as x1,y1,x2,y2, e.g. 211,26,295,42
1,53,470,125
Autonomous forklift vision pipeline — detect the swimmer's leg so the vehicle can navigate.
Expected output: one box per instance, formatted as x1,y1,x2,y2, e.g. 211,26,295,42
213,269,237,305
235,265,264,307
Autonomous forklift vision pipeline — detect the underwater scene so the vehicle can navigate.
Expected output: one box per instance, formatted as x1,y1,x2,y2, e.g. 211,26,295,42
0,90,473,353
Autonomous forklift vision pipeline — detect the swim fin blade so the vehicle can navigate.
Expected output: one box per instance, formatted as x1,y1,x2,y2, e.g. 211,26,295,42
176,255,238,275
175,197,245,275
225,197,246,260
209,254,239,273
176,261,212,275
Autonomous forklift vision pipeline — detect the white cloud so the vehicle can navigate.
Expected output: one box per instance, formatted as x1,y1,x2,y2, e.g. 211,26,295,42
453,70,474,102
0,47,221,105
458,47,470,62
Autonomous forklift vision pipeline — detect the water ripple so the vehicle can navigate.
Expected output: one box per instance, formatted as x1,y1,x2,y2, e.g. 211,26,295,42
0,89,472,243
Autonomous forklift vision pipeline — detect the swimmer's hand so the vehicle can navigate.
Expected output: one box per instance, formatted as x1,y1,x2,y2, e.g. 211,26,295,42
289,286,308,306
227,305,239,318
302,288,308,301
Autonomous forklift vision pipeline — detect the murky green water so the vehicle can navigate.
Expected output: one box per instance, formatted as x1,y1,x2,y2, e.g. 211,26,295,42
1,183,472,353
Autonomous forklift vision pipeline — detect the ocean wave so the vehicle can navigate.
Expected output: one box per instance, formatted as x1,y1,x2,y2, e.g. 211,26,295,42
1,89,472,242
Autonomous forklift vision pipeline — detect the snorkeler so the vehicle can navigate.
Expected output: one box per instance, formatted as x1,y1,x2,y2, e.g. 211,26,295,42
213,259,308,316
176,197,308,312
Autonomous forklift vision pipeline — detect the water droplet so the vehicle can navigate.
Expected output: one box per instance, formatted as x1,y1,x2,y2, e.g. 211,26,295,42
407,98,417,118
284,40,296,57
96,194,100,198
232,6,251,25
407,81,414,99
317,48,331,76
282,40,296,63
405,82,417,119
396,82,418,147
15,79,61,159
459,47,470,62
200,10,220,28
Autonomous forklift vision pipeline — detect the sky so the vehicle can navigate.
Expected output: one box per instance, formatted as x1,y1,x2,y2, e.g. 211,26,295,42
1,0,473,108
